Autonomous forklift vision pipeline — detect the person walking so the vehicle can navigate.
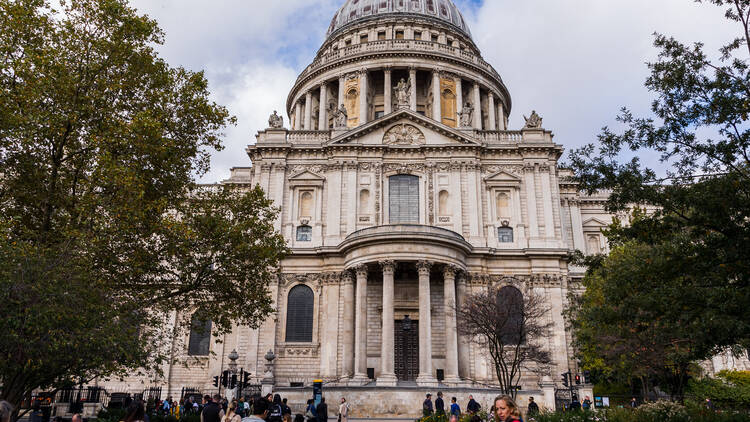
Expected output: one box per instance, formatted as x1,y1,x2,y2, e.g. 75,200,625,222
315,398,328,422
492,396,522,422
240,396,268,422
202,395,225,422
435,392,445,416
526,397,539,419
223,402,242,422
338,398,348,422
423,394,434,417
449,397,461,422
467,395,480,415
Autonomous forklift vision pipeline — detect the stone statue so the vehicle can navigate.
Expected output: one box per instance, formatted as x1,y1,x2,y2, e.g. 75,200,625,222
394,77,411,109
459,101,473,127
268,110,284,129
524,110,543,129
333,104,348,129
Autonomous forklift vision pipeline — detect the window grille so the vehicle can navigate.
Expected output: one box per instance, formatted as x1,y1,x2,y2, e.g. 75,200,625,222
498,227,514,243
296,225,312,242
286,285,314,342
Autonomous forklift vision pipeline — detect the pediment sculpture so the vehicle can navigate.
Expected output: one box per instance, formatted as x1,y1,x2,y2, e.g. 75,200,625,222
523,110,543,129
268,110,284,129
383,124,426,145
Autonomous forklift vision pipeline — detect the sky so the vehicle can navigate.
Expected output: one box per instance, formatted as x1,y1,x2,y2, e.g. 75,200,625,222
128,0,736,183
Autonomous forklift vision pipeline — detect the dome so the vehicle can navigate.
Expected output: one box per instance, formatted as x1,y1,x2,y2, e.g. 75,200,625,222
327,0,472,40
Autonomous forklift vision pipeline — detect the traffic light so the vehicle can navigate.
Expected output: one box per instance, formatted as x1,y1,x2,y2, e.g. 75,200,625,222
212,376,219,388
221,370,229,388
242,370,251,388
230,374,238,389
575,374,581,385
561,372,569,387
583,370,591,384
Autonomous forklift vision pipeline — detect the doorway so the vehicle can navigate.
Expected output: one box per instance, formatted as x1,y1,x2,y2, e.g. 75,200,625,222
394,318,419,381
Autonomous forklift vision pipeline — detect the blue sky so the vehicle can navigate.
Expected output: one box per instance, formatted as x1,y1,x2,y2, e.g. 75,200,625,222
129,0,735,183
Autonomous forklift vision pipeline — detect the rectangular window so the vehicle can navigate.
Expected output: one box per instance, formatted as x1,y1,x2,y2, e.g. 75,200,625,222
498,227,514,243
360,34,368,43
414,31,422,40
345,38,352,46
395,30,405,40
431,34,439,43
378,31,386,40
296,226,313,242
389,175,420,224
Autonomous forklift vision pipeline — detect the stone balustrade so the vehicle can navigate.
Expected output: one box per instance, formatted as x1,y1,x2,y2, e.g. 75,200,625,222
478,130,524,143
286,131,331,144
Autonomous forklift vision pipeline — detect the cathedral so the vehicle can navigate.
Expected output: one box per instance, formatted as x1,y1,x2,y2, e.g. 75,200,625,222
107,0,620,416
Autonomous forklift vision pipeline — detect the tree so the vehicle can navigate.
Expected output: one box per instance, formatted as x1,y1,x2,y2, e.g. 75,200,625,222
567,0,750,396
457,280,553,399
0,0,287,418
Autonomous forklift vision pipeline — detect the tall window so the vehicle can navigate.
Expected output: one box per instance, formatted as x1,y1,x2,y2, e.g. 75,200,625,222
296,225,312,242
286,285,314,342
496,286,523,344
188,316,212,356
498,227,514,243
389,175,419,224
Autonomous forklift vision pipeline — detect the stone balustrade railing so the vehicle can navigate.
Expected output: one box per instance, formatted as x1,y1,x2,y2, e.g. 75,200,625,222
478,130,524,143
297,39,501,83
287,131,331,144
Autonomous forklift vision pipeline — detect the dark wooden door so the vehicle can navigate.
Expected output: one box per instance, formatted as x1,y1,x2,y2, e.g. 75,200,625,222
395,319,419,381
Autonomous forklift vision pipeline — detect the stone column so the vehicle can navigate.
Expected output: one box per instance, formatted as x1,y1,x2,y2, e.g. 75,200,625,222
443,265,461,384
377,260,398,386
569,199,586,251
432,69,442,122
318,82,328,130
472,82,482,130
304,91,313,130
294,102,303,130
338,75,345,107
488,92,497,130
409,67,418,112
416,260,438,386
359,69,368,125
384,67,392,115
455,76,463,118
341,271,355,378
351,264,370,384
456,274,470,379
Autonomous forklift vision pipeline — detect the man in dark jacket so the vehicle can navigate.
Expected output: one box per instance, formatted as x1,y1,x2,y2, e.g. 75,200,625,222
466,396,480,414
423,394,433,417
527,397,540,418
201,395,225,422
435,392,445,416
315,398,328,422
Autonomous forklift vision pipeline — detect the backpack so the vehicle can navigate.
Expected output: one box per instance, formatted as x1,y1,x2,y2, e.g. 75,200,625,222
268,404,283,422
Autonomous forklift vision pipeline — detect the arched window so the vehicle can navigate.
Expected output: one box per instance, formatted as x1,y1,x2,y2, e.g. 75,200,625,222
496,286,523,344
296,225,312,242
438,190,450,216
299,191,313,219
359,189,371,214
188,315,212,356
498,227,514,243
496,192,510,219
286,285,314,342
389,174,420,223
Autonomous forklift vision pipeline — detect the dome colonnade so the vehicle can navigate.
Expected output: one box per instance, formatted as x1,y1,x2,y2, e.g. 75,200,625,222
286,0,511,133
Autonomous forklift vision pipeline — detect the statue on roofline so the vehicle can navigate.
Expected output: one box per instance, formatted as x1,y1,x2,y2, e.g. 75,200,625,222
268,110,284,129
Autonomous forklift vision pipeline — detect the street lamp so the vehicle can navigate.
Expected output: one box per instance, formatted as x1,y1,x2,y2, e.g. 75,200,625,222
228,349,239,374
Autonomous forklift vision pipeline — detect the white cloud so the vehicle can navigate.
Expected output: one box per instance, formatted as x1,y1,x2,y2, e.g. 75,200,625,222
129,0,739,181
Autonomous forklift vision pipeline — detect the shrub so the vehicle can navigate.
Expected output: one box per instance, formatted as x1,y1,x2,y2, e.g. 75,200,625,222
634,401,688,422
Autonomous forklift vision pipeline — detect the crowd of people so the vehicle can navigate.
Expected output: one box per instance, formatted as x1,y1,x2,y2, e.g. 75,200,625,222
421,393,536,422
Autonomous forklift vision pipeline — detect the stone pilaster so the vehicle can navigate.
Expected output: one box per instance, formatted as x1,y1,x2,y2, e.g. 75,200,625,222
455,76,463,119
295,102,303,130
416,260,438,386
456,274,470,379
351,264,370,385
432,70,442,122
338,75,345,107
377,260,397,386
359,70,368,125
384,67,392,115
443,265,461,384
340,271,355,378
318,82,328,130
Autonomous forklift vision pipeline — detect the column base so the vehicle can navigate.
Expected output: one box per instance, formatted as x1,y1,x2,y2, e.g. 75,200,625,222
441,376,462,386
416,374,439,387
349,374,372,386
376,374,398,387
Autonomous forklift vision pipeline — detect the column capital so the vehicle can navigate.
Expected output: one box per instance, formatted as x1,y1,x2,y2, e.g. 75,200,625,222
342,271,355,285
488,91,495,99
416,260,432,275
320,81,328,88
409,66,418,72
383,65,392,72
443,265,461,279
354,264,368,278
380,260,396,274
359,67,369,76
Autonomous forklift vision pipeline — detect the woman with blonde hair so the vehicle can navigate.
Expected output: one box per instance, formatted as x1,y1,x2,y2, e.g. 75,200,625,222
492,395,522,422
223,401,241,422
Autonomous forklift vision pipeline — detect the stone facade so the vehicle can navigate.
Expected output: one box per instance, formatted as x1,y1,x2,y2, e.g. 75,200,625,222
97,0,636,416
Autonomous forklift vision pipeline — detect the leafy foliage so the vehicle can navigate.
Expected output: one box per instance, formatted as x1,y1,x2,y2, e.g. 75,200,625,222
687,371,750,409
0,0,286,417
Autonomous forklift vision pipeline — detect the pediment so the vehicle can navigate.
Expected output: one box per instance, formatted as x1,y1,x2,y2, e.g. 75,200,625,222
485,170,522,183
289,170,325,181
582,217,609,228
328,109,482,147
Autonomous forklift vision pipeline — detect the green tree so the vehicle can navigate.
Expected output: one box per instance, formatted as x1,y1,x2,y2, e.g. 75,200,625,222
568,0,750,399
0,0,287,418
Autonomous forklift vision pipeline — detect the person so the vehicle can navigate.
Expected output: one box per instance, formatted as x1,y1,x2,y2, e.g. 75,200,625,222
282,398,292,422
163,398,172,415
582,396,592,410
493,395,522,422
449,397,461,422
423,393,434,417
526,397,539,418
305,399,317,422
1,402,13,422
71,414,82,422
467,395,480,414
241,395,268,422
629,397,637,409
569,396,581,412
338,398,348,422
223,402,242,422
315,398,328,422
202,394,225,422
123,401,146,422
435,392,445,416
705,398,715,411
268,395,284,422
294,416,305,422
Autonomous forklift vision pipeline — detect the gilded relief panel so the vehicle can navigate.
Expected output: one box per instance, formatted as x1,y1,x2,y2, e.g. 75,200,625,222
440,78,457,127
